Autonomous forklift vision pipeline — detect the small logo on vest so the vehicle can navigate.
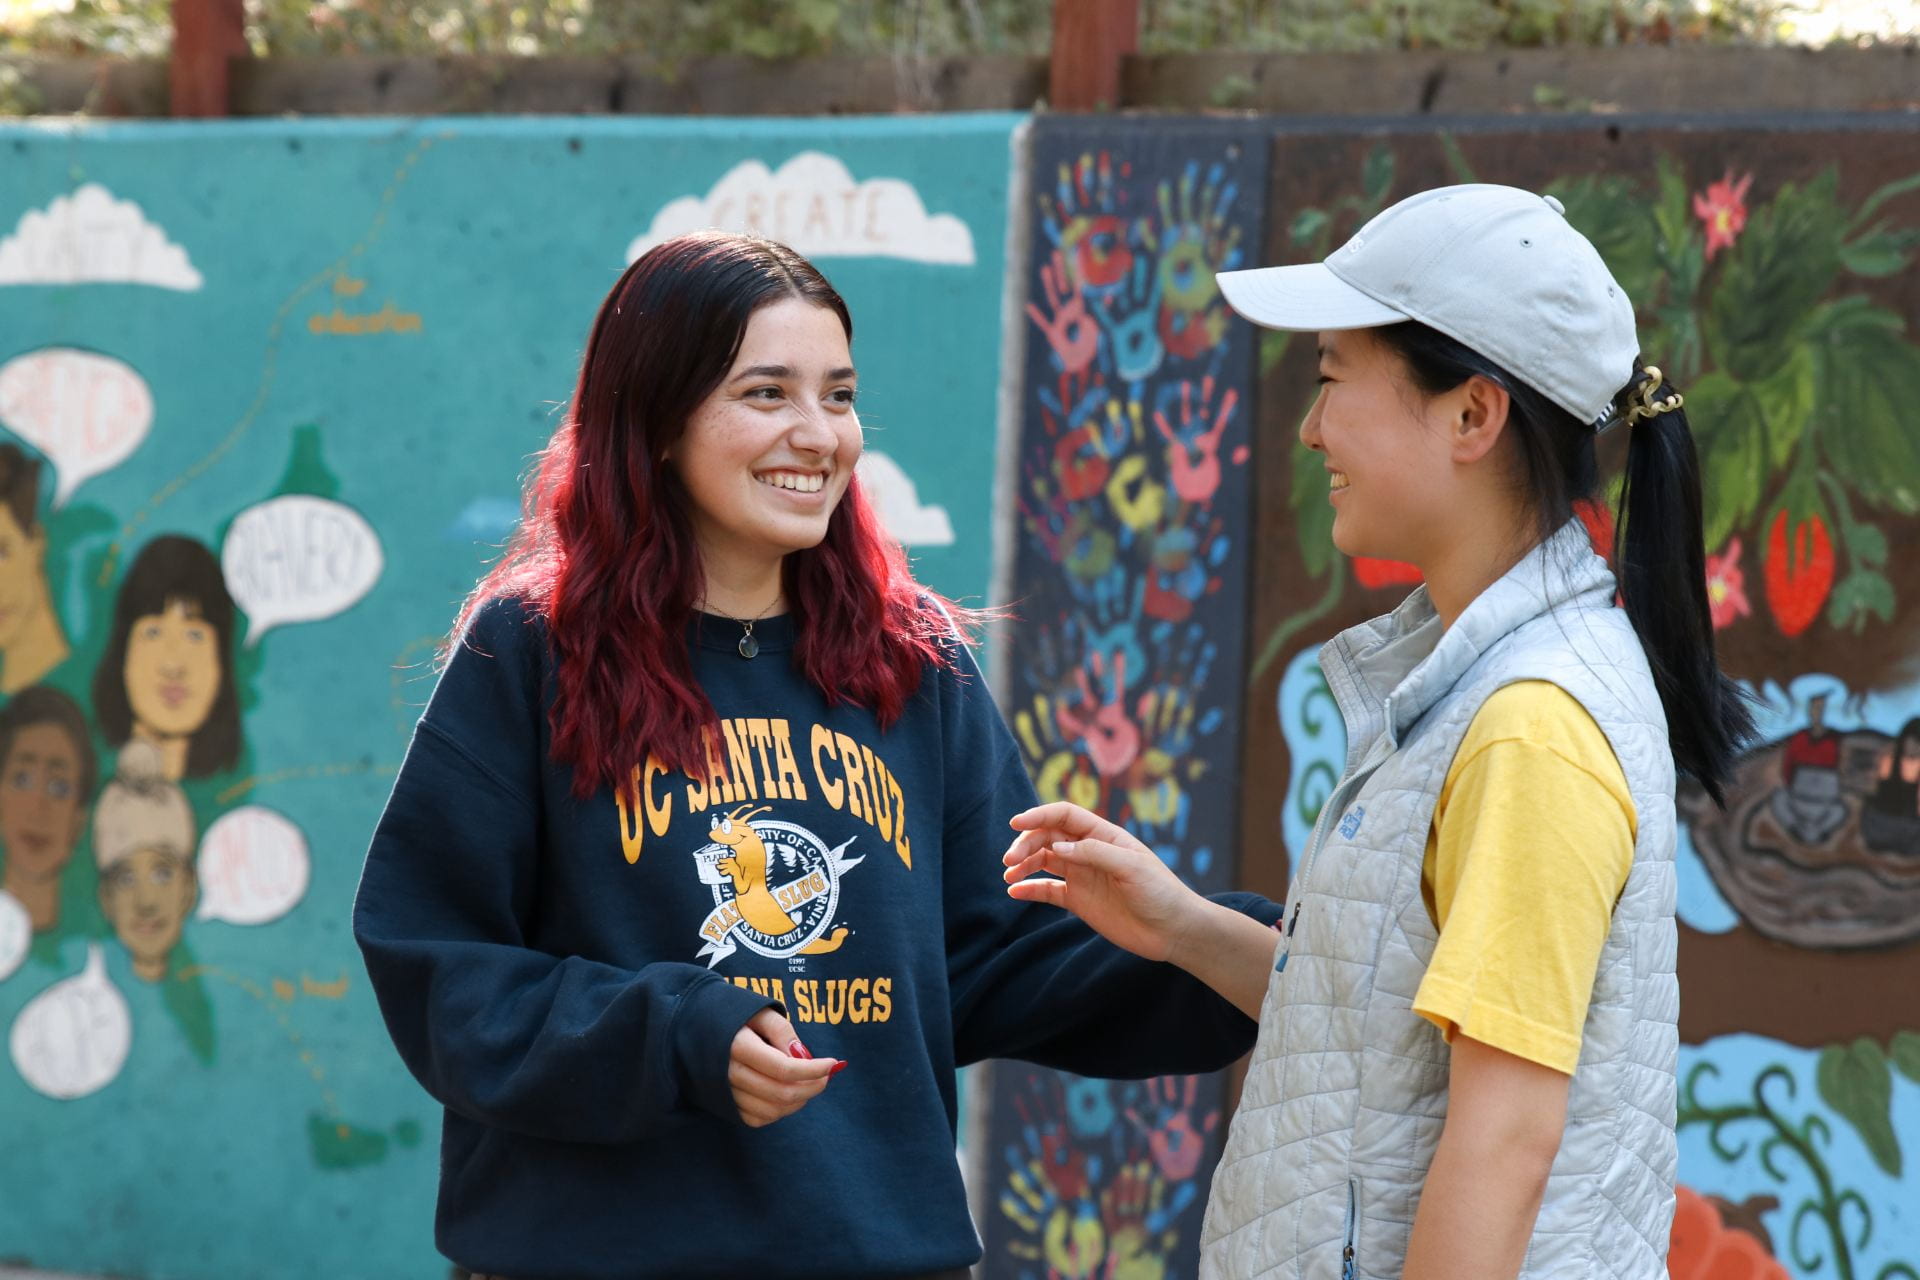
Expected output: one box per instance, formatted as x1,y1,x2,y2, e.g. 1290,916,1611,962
1338,805,1366,839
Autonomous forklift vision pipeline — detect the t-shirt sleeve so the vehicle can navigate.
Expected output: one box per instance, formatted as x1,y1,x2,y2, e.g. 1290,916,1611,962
1412,681,1636,1075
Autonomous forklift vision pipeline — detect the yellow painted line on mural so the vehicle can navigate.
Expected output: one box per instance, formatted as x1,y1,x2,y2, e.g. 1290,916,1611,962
217,760,400,807
97,132,451,587
178,963,342,1117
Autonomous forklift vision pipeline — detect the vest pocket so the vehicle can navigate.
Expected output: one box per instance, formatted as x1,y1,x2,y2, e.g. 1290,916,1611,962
1342,1177,1360,1280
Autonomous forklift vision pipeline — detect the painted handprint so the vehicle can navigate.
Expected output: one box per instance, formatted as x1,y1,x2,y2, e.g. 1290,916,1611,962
1099,255,1166,385
1126,1075,1220,1182
1056,649,1142,779
1154,375,1240,506
1002,1079,1109,1280
1042,150,1138,293
1028,249,1100,377
1147,161,1243,362
1099,1159,1184,1280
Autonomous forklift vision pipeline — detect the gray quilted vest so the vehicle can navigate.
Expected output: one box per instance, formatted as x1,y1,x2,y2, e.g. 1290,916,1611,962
1202,519,1678,1280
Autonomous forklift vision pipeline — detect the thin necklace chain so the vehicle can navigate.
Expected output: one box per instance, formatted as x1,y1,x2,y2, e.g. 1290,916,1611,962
698,591,782,659
698,592,782,630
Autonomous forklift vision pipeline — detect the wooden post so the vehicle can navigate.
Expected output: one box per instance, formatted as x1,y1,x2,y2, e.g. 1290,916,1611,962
170,0,246,117
1049,0,1139,112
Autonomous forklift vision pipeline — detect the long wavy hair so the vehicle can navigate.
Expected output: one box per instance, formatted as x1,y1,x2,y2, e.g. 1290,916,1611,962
459,232,962,799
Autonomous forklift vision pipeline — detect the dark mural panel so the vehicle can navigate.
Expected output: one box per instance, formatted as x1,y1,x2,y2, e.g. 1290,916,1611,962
981,116,1268,1279
1242,117,1920,1280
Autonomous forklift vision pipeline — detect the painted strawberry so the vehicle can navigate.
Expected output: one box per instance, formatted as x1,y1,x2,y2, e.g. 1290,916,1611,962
1353,557,1423,589
1763,508,1834,638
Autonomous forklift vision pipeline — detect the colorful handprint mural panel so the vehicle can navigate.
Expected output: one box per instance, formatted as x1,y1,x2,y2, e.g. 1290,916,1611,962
983,118,1268,1280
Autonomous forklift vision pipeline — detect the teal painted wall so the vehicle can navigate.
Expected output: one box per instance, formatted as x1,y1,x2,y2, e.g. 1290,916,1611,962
0,114,1020,1280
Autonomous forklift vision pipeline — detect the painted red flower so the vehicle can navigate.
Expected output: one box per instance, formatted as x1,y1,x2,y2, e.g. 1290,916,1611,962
1705,536,1751,630
1693,170,1753,261
1764,509,1834,638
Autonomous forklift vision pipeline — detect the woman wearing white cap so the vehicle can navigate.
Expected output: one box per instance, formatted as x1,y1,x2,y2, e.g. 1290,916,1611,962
1002,184,1753,1279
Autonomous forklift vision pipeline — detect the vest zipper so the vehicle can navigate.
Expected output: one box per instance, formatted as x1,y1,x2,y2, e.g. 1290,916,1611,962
1342,1177,1359,1280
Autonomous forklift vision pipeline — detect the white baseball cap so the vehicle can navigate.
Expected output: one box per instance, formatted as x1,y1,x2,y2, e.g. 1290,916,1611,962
1216,184,1638,426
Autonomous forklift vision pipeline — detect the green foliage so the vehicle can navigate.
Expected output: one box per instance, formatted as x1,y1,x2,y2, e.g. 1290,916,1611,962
1817,1038,1901,1178
1,0,1911,64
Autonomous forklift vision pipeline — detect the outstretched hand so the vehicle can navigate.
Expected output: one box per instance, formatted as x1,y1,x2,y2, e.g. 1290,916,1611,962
1002,801,1204,964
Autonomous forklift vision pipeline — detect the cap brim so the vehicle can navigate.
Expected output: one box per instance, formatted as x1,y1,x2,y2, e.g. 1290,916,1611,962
1215,263,1408,331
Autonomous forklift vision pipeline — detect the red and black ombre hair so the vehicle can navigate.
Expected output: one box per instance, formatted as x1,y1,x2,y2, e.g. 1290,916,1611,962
458,231,964,799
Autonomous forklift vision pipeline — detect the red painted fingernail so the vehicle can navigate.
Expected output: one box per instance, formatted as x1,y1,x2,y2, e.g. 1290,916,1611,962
788,1039,813,1060
829,1060,848,1076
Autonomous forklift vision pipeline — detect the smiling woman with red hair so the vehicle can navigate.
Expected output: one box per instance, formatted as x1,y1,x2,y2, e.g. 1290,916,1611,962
354,231,1278,1280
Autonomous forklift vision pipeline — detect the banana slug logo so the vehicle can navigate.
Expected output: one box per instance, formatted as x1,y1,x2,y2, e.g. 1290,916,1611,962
692,804,862,966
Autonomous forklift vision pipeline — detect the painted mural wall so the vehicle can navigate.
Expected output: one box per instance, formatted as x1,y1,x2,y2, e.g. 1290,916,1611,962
0,114,1020,1280
1245,118,1920,1280
980,116,1267,1280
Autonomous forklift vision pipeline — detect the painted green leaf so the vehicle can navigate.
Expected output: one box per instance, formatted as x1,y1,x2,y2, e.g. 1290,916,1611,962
1817,1038,1901,1178
1362,144,1394,205
1839,227,1918,278
1808,301,1920,515
1260,329,1294,376
1891,1031,1920,1084
1847,170,1920,235
1842,517,1889,569
308,1113,391,1170
1687,372,1768,549
1705,170,1845,383
1751,345,1815,472
272,423,342,500
1289,207,1329,246
1827,568,1896,632
1437,133,1479,186
1552,174,1661,309
1290,440,1334,580
165,945,218,1066
1652,154,1694,259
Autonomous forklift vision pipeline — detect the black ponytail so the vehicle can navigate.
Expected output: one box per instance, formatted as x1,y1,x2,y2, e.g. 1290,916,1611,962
1611,367,1755,806
1374,323,1754,806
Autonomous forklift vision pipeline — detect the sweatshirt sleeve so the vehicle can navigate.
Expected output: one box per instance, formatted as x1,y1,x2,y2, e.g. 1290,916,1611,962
352,599,776,1144
937,646,1283,1076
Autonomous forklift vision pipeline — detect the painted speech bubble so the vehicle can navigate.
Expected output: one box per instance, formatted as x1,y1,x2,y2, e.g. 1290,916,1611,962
0,890,29,983
196,806,310,926
9,943,131,1100
221,495,384,646
0,347,153,507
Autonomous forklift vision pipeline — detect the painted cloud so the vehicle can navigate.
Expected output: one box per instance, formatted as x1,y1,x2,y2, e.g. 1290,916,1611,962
0,184,203,290
857,451,954,546
627,152,975,265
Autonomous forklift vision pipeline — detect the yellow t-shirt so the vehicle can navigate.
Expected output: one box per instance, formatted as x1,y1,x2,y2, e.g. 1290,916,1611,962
1410,680,1637,1075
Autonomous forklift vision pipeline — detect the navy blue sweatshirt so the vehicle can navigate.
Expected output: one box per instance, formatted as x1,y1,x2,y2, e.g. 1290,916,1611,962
354,599,1278,1280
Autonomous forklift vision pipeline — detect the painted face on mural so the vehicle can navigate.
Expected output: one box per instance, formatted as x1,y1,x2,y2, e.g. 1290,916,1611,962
1300,328,1473,566
0,504,48,649
123,598,223,742
99,845,196,981
0,721,87,882
673,298,862,572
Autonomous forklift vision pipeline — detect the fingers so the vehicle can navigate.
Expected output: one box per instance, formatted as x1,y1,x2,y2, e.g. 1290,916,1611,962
1004,836,1143,885
1007,877,1069,908
731,1010,841,1128
731,1055,832,1127
744,1005,800,1051
1008,801,1127,844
